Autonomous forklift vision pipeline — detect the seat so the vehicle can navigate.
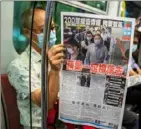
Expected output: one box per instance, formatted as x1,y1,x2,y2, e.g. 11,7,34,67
1,74,58,129
1,74,23,129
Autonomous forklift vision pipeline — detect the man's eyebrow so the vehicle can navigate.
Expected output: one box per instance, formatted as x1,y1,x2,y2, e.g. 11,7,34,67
38,25,44,28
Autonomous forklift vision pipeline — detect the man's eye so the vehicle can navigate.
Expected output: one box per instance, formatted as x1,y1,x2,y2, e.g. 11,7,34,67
41,29,44,33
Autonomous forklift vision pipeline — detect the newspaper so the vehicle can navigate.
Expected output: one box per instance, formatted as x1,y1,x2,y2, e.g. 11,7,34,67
59,12,135,129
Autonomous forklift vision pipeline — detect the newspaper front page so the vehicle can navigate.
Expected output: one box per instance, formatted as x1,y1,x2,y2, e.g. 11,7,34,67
59,12,135,129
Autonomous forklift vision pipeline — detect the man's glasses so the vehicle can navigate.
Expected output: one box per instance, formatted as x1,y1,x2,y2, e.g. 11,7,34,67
122,56,128,61
51,23,59,30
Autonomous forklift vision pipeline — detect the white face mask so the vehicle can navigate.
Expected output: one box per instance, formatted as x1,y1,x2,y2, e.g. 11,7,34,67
102,34,108,41
87,37,92,41
132,44,138,53
95,39,101,46
67,48,74,54
107,32,111,38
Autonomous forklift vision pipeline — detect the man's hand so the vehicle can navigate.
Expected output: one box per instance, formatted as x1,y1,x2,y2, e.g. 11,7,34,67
129,69,138,76
137,68,141,75
48,44,65,71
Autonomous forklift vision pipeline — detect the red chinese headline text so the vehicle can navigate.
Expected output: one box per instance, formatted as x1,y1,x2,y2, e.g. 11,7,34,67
66,60,124,77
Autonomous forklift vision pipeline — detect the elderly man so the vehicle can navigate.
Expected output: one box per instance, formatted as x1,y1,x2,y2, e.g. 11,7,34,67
7,7,65,129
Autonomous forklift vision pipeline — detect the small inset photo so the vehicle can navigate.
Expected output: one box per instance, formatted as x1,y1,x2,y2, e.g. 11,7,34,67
77,73,91,88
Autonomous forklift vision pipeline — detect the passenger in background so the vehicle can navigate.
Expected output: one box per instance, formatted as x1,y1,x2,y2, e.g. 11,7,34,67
116,20,141,128
132,31,141,66
120,49,140,76
116,32,141,75
138,40,141,66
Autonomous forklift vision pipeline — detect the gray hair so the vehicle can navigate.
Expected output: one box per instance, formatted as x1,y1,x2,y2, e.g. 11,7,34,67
21,7,44,29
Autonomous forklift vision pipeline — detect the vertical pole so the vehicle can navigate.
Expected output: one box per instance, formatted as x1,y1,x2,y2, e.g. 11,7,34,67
41,1,55,129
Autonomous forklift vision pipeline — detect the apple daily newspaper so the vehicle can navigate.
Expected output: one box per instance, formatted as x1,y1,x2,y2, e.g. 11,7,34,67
59,12,135,129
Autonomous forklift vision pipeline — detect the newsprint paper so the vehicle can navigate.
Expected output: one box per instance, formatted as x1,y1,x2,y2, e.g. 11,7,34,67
59,12,135,129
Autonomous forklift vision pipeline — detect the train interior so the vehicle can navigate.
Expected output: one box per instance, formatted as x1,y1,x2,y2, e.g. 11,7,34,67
1,1,141,129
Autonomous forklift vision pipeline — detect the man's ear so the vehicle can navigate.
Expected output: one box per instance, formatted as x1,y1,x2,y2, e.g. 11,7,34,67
23,28,30,38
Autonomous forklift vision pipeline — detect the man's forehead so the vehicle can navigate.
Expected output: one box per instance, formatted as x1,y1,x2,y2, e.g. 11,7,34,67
95,35,100,38
33,9,45,28
35,9,45,15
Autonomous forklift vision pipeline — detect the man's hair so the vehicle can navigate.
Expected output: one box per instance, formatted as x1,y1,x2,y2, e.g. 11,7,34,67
96,29,101,33
107,27,112,33
86,31,93,35
67,38,80,48
21,7,45,29
94,33,102,38
94,33,104,43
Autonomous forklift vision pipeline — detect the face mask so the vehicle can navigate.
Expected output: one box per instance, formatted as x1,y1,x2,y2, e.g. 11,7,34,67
49,30,57,48
87,37,92,41
102,34,108,41
36,30,57,48
94,39,101,46
132,44,138,52
36,33,44,48
107,32,111,38
92,31,96,35
67,48,74,54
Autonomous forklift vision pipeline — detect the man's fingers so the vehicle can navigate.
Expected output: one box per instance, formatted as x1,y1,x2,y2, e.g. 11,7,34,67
47,44,64,52
51,59,65,65
51,44,64,50
50,53,65,61
49,47,66,56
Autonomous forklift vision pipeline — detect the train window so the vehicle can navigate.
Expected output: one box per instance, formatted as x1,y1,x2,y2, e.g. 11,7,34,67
13,1,32,54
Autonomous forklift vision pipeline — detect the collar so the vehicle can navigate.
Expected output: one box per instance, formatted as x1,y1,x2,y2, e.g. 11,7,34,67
25,45,41,63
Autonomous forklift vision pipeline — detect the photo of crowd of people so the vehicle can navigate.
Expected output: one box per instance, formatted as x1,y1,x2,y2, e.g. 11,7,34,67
63,22,129,68
63,25,112,65
63,22,141,77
